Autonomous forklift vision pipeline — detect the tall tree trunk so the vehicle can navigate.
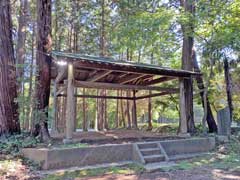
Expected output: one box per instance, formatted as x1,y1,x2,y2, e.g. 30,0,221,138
126,91,131,129
26,24,35,131
82,88,88,131
0,0,20,135
98,90,104,131
98,0,108,131
104,91,109,130
115,91,119,128
131,90,138,129
224,58,233,122
34,0,52,142
16,0,28,91
180,0,195,134
95,90,99,131
16,0,29,130
120,91,126,128
192,50,218,133
100,0,106,57
115,100,119,128
147,91,153,130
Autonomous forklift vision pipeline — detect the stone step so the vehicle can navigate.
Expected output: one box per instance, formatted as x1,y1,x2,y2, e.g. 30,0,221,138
144,154,165,164
140,148,162,156
137,143,158,149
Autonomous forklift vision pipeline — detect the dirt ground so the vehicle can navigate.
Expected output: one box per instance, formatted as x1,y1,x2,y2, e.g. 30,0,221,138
79,168,240,180
51,129,182,145
1,163,240,180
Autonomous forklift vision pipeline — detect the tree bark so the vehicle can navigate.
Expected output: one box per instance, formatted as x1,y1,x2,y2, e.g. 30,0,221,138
0,0,20,135
192,50,218,133
82,88,88,131
16,0,28,91
126,91,131,129
26,24,35,131
104,90,109,130
115,90,119,128
100,0,106,57
132,91,138,129
120,91,126,128
34,0,52,142
224,58,233,122
180,0,195,134
147,91,153,130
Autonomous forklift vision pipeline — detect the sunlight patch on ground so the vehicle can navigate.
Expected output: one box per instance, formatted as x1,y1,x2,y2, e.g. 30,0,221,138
212,169,240,180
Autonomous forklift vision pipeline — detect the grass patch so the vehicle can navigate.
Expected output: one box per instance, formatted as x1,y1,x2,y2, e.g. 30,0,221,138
43,163,144,180
162,136,240,172
55,143,89,149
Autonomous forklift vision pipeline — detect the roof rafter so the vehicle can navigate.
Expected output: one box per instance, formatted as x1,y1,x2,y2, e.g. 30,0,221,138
74,80,179,92
86,70,112,82
143,76,177,85
116,74,146,84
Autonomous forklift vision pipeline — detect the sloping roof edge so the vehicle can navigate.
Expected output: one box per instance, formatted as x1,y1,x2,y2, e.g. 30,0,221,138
51,51,200,77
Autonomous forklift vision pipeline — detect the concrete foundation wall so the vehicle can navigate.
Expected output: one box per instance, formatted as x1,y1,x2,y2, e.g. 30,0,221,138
160,137,215,156
22,137,215,170
23,144,132,170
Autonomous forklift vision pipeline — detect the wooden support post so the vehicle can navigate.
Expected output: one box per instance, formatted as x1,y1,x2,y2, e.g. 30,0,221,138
64,62,75,142
132,90,138,129
179,78,188,134
52,80,58,134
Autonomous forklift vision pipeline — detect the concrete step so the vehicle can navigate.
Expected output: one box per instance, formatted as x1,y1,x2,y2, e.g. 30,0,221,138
144,154,165,164
140,148,161,156
137,143,158,149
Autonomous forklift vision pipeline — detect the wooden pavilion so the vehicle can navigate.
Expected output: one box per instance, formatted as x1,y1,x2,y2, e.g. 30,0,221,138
51,51,200,141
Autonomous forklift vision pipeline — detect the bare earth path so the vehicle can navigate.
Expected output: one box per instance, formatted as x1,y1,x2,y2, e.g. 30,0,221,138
1,156,240,180
79,167,240,180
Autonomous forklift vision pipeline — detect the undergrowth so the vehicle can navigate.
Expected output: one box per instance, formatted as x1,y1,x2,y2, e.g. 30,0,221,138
0,132,40,156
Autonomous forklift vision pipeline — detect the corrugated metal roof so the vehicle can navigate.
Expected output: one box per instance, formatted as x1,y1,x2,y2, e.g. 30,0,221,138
51,51,200,76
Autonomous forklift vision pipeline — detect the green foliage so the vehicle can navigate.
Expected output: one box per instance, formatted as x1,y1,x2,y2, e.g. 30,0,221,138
11,0,240,132
0,133,40,156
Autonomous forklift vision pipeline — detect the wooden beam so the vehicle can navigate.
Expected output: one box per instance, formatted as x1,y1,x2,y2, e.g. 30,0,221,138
58,94,134,100
143,76,176,85
87,70,112,82
135,91,178,100
74,80,179,92
118,72,130,79
137,75,153,82
56,66,67,83
56,86,67,96
116,74,146,84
